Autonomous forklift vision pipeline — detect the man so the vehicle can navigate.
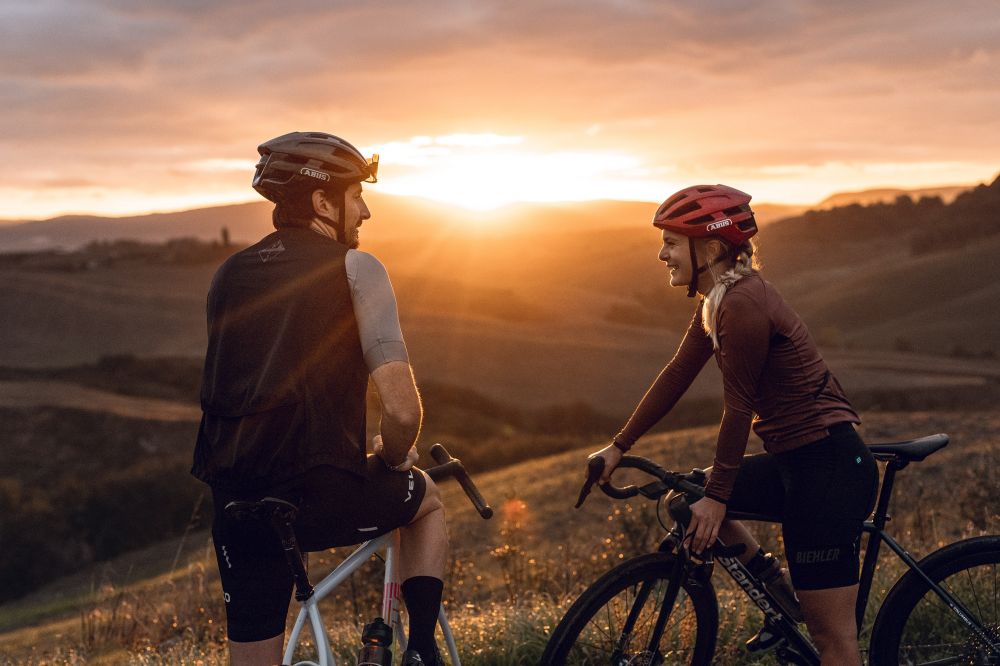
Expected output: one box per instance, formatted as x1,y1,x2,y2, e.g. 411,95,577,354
192,132,447,666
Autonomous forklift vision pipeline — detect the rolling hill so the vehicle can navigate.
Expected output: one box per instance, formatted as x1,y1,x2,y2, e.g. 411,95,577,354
1,174,998,413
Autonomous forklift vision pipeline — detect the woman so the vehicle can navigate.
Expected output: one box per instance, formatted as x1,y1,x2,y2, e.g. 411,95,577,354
590,184,878,665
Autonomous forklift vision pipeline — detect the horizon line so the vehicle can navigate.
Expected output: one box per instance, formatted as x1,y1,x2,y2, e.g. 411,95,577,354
0,177,987,225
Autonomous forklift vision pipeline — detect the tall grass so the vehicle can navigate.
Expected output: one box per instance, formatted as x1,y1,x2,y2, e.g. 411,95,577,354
3,412,997,664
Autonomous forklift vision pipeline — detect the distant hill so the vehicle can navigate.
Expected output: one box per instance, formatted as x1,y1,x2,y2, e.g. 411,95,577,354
818,184,971,208
0,172,998,414
0,195,841,254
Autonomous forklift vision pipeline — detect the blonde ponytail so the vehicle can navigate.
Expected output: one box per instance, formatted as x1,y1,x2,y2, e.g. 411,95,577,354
702,240,759,349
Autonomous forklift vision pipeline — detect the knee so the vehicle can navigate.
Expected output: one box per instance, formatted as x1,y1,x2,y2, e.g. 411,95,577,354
806,618,858,655
419,472,444,514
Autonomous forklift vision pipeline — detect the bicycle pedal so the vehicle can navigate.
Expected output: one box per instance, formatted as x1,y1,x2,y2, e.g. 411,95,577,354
745,625,786,655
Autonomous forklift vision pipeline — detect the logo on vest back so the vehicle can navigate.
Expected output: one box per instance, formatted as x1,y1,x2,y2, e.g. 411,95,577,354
300,167,330,182
258,239,285,263
707,218,732,231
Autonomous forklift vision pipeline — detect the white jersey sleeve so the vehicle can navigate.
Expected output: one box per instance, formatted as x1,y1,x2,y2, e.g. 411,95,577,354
345,249,409,372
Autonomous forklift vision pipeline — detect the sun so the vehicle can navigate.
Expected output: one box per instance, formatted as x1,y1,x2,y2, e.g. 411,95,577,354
365,134,653,211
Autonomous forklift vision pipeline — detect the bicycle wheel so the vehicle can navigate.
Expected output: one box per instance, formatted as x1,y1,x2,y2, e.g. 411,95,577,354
869,535,1000,665
541,552,718,665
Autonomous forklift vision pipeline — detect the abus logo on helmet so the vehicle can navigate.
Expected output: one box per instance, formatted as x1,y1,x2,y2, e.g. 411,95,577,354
707,218,732,231
300,167,330,182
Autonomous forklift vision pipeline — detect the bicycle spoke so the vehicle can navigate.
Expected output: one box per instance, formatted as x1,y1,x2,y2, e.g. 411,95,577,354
894,556,1000,664
571,577,700,660
962,564,986,627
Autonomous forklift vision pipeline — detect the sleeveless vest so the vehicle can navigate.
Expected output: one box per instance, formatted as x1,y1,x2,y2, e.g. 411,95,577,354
192,228,368,491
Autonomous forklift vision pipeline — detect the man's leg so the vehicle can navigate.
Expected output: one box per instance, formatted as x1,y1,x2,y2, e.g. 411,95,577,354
229,635,283,666
398,472,447,663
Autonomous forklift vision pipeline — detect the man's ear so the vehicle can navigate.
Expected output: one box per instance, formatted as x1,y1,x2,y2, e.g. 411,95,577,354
311,189,336,220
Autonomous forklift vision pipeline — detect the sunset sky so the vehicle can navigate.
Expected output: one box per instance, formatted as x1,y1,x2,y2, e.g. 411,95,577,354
2,0,998,219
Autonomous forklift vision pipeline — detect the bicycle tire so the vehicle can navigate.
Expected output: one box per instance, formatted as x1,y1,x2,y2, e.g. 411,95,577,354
869,534,1000,666
541,552,718,665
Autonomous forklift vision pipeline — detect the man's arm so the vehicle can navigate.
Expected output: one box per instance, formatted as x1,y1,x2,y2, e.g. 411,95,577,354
371,360,423,467
345,250,422,468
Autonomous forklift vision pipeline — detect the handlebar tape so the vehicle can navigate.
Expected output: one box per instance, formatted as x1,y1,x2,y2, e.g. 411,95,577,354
428,443,494,519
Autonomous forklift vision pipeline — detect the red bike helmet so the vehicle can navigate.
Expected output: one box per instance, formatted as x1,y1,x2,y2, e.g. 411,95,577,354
653,184,756,245
652,185,757,297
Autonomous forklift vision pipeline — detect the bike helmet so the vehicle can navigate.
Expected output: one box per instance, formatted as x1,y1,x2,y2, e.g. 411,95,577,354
253,131,378,241
253,131,377,202
652,185,757,297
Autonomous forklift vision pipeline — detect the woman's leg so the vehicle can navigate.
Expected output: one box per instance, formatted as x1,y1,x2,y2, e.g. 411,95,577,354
718,519,762,565
717,453,785,565
797,585,862,666
778,425,878,663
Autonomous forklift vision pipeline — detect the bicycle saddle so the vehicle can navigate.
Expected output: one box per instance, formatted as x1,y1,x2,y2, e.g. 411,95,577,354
868,434,949,461
225,496,299,522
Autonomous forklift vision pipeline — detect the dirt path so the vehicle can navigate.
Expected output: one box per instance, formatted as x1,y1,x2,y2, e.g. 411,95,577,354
0,380,200,422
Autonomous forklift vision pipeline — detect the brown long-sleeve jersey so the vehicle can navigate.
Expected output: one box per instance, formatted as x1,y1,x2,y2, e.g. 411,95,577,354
615,274,860,503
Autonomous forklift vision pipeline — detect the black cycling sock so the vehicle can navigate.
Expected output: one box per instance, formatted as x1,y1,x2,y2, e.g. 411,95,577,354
402,576,443,664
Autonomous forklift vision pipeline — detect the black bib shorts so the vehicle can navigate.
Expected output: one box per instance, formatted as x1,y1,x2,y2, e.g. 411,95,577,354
211,455,427,642
726,423,879,590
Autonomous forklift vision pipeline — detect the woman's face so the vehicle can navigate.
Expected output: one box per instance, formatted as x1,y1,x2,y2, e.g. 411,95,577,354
659,229,694,288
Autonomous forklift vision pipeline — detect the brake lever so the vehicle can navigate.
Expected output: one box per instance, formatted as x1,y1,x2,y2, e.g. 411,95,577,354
575,457,606,509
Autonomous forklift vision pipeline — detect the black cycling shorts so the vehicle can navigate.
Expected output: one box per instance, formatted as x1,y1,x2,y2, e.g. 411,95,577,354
726,423,879,590
210,456,427,642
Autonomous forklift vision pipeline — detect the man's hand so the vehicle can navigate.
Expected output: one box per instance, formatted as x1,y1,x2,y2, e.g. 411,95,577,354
687,496,726,554
588,443,625,484
373,434,419,471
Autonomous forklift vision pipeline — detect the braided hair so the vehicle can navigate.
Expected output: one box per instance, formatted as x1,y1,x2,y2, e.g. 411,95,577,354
701,239,760,350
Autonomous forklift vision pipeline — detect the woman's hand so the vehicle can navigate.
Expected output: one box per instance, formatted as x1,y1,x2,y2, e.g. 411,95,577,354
373,434,419,472
588,443,625,484
687,496,726,554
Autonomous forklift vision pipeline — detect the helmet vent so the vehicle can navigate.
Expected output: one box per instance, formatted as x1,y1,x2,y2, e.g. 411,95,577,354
668,201,702,219
662,192,688,210
685,214,716,226
696,186,716,193
723,205,748,216
737,218,757,231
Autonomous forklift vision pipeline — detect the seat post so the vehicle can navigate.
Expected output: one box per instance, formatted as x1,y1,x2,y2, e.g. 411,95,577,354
872,458,904,532
268,506,314,602
855,456,904,630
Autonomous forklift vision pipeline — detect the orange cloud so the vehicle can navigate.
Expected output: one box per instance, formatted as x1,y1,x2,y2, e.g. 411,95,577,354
1,0,998,218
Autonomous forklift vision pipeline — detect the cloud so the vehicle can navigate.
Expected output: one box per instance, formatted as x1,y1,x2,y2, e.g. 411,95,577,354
1,0,998,218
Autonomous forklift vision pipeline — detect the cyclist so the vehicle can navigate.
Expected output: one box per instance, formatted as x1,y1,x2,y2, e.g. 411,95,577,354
589,184,879,665
192,132,446,666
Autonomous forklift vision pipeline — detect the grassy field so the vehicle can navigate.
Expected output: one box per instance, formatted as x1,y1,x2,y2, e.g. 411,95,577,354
1,409,996,665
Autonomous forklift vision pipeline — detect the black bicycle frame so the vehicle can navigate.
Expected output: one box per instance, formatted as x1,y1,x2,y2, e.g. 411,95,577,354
855,456,1000,651
713,551,820,663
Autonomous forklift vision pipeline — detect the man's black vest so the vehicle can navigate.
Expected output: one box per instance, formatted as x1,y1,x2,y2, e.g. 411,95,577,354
192,228,368,491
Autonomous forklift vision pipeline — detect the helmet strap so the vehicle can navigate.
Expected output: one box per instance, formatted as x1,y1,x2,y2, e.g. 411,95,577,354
686,238,702,298
314,186,348,245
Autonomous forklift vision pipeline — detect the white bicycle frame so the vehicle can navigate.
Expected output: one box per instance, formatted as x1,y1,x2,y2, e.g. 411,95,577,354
283,529,460,666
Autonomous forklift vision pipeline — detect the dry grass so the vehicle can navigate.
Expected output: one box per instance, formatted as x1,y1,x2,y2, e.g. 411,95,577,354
1,410,997,664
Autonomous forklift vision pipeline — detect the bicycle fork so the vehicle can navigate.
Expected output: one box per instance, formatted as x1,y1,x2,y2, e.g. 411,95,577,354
610,537,691,665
